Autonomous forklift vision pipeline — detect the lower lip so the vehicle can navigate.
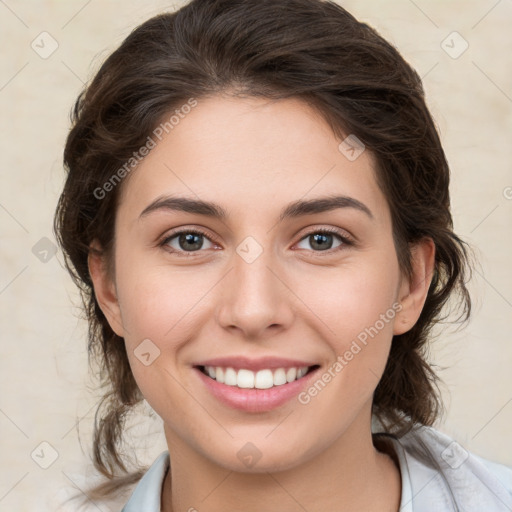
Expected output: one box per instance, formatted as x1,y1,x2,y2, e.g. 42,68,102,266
194,367,320,413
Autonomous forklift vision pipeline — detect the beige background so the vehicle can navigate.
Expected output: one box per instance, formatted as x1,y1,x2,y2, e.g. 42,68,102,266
0,0,511,510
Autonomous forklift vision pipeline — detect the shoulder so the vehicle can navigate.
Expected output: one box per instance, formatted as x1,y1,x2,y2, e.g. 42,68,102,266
382,425,512,511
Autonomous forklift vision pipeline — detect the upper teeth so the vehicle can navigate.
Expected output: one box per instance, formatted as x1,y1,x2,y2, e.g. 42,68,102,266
204,366,310,389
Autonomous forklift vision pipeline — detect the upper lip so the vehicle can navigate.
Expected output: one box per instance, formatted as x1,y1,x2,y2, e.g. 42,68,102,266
194,356,319,372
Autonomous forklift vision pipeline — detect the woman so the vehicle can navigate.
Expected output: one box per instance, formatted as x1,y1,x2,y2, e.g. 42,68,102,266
54,0,512,510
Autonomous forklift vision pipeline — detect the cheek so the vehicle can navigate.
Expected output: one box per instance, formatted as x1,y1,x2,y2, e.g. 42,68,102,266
292,264,401,426
291,252,401,347
115,250,208,341
113,252,223,401
114,257,208,413
288,251,402,411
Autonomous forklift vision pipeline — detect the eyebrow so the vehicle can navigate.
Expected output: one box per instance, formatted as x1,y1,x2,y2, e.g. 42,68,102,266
139,194,374,221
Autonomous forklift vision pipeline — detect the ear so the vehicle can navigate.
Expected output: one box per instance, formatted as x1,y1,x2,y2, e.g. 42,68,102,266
88,240,125,338
393,238,436,335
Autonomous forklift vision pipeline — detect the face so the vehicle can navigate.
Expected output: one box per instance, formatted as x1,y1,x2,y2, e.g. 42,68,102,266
91,95,431,473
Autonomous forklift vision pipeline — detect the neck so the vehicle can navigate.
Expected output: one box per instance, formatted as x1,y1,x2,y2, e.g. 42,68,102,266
161,413,401,512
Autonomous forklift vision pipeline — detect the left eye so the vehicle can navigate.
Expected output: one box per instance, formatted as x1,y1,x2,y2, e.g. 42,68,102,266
295,231,345,252
162,230,215,253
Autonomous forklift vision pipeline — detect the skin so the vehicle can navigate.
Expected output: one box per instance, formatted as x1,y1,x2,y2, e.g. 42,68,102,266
89,95,435,512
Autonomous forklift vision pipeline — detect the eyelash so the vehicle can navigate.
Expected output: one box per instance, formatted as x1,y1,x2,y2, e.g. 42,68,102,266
159,226,354,258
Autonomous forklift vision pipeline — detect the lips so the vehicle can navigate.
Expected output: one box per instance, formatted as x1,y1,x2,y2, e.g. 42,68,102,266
192,356,320,412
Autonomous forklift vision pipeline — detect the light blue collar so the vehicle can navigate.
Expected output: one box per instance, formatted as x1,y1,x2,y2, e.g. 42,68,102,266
121,451,169,512
120,427,512,511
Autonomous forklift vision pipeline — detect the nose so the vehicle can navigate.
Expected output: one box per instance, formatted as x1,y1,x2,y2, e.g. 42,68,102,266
215,246,295,340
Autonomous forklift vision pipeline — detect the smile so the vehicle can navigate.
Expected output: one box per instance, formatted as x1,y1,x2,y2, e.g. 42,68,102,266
199,365,315,389
193,359,321,413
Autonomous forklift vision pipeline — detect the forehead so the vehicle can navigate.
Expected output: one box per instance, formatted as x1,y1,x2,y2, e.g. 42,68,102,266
117,95,389,225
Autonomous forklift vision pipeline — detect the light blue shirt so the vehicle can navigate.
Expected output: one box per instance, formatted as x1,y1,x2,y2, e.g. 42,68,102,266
121,426,512,511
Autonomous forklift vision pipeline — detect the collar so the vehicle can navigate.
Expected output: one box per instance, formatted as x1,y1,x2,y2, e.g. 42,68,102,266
121,451,169,512
120,426,512,511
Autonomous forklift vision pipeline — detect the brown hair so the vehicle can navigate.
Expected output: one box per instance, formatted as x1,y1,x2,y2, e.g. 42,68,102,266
54,0,472,502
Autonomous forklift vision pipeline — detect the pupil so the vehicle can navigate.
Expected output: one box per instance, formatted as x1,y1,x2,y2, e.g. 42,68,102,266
180,233,203,251
311,233,332,251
